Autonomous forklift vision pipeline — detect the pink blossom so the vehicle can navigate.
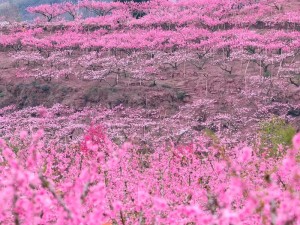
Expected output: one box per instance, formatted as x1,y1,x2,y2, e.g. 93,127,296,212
19,130,28,140
238,147,252,163
293,133,300,150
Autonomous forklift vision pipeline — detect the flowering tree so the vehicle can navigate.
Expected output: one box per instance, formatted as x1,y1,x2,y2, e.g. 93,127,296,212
0,1,300,223
1,122,300,224
27,4,65,22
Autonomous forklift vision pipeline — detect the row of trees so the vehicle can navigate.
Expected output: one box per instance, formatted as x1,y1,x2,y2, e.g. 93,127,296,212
0,0,298,84
25,0,290,27
2,28,300,52
9,48,299,85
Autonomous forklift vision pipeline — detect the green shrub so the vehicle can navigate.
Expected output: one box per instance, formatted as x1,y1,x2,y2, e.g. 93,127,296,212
259,117,296,157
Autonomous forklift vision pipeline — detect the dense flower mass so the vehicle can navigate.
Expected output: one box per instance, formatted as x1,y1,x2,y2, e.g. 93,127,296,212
293,133,300,150
0,0,300,224
1,126,300,224
1,0,299,88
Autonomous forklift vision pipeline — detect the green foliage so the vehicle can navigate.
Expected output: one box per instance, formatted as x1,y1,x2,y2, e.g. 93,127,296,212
203,128,220,145
259,117,296,157
5,140,20,155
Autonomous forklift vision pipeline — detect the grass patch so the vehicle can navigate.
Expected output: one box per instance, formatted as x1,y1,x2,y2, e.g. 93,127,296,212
258,117,296,157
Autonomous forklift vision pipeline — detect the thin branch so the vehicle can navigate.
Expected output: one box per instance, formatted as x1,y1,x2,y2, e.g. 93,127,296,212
39,172,72,219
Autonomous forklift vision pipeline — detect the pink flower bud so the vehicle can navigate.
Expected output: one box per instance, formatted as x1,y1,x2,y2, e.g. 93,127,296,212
292,133,300,150
122,142,133,151
38,107,48,118
113,201,122,211
153,197,168,211
0,138,6,148
32,129,44,142
20,130,28,140
238,147,252,163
